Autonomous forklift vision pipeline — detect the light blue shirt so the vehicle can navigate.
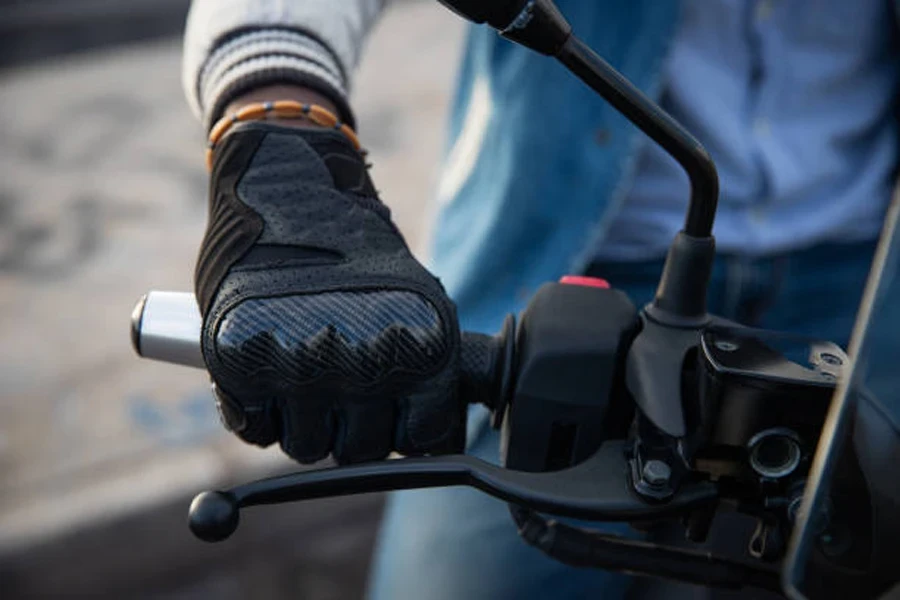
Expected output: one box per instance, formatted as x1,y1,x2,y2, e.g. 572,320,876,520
598,0,900,260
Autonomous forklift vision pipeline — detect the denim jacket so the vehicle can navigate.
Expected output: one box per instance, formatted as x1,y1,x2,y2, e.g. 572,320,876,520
428,0,900,335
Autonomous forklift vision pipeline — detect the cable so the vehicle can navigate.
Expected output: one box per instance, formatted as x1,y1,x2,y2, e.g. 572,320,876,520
508,505,782,592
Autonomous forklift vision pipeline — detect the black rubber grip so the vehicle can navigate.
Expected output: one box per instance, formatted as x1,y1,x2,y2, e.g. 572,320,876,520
459,332,502,409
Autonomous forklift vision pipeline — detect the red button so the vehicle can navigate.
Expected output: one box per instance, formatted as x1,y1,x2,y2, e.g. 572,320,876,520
559,275,611,289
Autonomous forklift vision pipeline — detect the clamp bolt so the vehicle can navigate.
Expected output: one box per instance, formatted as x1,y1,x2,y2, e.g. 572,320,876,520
642,460,672,488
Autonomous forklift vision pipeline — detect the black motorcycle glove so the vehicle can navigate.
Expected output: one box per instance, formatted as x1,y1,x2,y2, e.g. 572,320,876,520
195,122,464,464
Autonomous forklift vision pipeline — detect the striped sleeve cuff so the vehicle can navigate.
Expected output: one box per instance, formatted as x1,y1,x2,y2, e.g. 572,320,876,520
190,28,355,131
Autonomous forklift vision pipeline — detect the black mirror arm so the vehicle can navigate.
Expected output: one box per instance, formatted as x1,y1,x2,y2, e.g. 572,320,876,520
555,37,719,239
438,0,720,239
555,36,719,327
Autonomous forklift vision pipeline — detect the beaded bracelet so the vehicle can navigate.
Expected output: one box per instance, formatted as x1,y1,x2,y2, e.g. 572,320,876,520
206,100,363,170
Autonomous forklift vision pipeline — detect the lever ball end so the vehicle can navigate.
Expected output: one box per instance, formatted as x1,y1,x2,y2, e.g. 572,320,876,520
188,491,239,542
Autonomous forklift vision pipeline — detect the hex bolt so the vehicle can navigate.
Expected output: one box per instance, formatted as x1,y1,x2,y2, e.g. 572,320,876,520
642,460,672,488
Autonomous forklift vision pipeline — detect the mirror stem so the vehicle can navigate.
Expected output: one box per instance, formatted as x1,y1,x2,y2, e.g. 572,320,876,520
556,36,719,238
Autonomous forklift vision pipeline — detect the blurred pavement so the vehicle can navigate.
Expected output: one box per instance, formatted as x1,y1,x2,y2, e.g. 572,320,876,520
0,0,190,68
0,3,464,598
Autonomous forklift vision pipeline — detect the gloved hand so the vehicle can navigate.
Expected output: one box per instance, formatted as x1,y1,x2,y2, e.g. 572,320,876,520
195,121,464,464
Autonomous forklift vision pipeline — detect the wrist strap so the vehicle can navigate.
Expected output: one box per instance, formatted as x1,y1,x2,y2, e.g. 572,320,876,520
206,101,363,170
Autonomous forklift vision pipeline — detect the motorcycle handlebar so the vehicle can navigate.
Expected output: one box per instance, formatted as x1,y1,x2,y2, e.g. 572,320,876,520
130,291,511,410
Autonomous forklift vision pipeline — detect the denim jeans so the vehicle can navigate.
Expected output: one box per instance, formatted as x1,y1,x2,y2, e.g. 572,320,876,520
367,239,881,600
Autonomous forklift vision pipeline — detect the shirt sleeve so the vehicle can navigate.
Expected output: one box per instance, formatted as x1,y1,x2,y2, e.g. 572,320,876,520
182,0,387,130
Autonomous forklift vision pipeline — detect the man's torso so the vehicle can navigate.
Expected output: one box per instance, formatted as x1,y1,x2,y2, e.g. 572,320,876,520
598,0,900,260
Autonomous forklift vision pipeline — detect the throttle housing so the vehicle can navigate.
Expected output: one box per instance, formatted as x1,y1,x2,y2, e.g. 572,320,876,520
501,281,639,472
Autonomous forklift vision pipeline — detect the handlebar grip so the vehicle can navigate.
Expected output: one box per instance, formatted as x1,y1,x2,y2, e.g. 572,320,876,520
131,291,204,369
460,332,504,408
131,292,513,411
459,315,516,414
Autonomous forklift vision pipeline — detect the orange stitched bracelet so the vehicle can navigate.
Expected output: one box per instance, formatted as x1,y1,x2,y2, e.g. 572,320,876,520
206,101,363,170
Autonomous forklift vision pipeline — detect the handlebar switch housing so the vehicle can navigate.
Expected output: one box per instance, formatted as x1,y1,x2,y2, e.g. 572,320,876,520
501,282,639,472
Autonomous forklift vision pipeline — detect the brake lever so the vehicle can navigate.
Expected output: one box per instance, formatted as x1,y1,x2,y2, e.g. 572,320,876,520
188,441,718,542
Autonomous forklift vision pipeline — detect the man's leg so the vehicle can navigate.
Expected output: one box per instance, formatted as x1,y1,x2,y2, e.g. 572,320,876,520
754,240,878,347
366,413,638,600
